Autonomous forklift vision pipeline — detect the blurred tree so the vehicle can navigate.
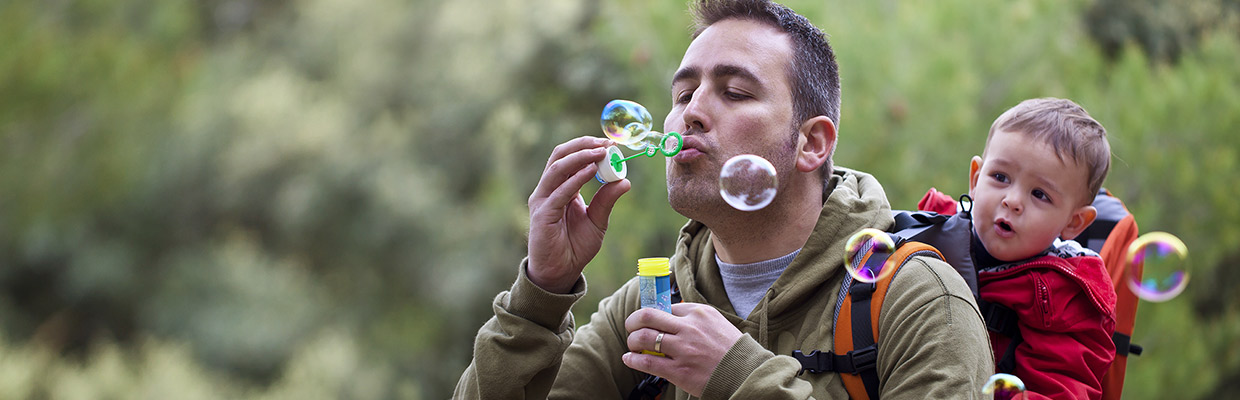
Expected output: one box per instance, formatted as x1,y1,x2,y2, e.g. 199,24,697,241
1085,0,1240,63
0,0,1238,399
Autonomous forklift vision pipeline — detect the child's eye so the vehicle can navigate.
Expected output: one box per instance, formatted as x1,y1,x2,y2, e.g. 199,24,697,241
1032,189,1051,202
990,173,1008,183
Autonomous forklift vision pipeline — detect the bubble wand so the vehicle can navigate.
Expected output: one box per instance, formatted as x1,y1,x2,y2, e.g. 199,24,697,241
594,100,684,183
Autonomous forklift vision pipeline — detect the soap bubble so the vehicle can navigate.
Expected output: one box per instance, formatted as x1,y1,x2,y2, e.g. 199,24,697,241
981,373,1026,400
844,228,897,283
1125,231,1189,302
719,155,777,211
601,100,654,151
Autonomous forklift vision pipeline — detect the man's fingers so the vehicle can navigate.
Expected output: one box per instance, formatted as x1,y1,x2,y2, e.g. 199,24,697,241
585,178,631,230
625,328,671,354
530,146,607,208
543,136,612,171
536,162,604,220
624,308,680,334
622,351,677,376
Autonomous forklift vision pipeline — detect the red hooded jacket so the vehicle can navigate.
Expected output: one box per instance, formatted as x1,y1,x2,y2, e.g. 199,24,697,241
920,188,1117,399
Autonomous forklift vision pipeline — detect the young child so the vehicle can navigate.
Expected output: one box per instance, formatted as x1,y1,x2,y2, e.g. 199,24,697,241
919,98,1117,399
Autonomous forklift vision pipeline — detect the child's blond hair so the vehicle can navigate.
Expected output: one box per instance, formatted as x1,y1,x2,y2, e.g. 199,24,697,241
986,97,1111,204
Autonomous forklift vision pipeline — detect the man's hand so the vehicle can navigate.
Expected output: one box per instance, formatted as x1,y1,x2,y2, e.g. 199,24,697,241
526,136,631,294
622,303,745,397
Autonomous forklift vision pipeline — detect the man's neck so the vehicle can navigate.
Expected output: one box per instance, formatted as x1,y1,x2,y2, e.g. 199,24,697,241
709,182,823,264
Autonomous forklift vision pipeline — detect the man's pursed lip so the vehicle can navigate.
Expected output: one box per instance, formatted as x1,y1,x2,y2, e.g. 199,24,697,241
673,147,703,163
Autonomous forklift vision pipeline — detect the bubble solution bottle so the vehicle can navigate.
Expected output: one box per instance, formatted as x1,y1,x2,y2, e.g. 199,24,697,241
637,257,672,356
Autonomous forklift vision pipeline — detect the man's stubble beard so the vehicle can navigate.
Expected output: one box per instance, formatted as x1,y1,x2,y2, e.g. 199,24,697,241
666,132,799,223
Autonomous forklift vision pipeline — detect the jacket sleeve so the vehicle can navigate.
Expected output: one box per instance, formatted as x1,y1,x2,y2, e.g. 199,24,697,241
876,255,995,399
699,335,817,399
1009,269,1117,400
453,259,586,400
548,278,652,399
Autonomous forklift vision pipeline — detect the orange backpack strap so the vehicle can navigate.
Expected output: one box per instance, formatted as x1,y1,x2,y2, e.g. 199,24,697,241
1100,210,1141,400
821,235,943,400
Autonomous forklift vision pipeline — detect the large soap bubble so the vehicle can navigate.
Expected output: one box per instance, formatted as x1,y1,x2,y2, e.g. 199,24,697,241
601,100,655,151
719,154,777,211
1125,231,1189,302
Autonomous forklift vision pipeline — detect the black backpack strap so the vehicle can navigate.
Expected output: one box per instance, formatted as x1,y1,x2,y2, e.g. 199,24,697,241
627,374,668,400
849,274,884,399
792,346,879,375
891,210,950,238
1112,331,1143,356
977,296,1023,373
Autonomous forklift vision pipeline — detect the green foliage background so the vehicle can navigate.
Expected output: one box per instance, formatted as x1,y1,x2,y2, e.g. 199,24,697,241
1,0,1237,398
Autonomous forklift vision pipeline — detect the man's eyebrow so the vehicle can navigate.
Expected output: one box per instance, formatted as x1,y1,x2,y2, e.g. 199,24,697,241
671,66,700,87
711,64,761,85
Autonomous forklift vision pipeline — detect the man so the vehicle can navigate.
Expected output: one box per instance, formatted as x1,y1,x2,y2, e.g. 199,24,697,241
455,0,993,398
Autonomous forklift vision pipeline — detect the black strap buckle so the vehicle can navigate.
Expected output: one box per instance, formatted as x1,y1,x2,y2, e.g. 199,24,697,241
792,350,833,375
791,345,879,376
978,298,1020,337
844,344,879,374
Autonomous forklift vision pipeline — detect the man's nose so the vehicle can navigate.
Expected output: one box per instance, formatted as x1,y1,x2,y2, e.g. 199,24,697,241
681,90,710,133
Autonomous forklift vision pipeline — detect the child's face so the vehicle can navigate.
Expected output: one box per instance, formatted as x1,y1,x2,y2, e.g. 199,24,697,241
968,130,1097,262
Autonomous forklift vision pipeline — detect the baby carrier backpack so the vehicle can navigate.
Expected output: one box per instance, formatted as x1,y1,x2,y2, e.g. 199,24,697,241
631,190,1141,399
815,189,1141,400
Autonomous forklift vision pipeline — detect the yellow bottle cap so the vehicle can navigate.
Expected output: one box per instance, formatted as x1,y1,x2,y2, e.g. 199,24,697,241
637,257,670,276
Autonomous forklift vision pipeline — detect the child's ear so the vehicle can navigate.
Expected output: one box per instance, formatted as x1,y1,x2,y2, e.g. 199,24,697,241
968,156,983,196
795,116,836,173
1060,204,1098,240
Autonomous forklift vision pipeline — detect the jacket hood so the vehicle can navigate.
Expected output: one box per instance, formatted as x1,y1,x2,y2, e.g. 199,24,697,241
670,166,895,322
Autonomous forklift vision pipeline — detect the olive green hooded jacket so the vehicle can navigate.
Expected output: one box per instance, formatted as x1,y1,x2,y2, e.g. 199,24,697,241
455,167,993,399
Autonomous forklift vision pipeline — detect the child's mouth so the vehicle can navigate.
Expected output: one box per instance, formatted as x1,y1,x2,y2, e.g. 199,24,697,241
996,220,1013,234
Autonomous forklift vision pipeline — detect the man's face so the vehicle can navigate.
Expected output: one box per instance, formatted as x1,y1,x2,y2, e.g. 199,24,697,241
664,18,798,219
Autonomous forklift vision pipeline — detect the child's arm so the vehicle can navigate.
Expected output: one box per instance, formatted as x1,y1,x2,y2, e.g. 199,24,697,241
1007,267,1117,399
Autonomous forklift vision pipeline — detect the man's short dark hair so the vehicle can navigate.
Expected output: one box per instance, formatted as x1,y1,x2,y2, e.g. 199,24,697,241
690,0,841,129
690,0,840,181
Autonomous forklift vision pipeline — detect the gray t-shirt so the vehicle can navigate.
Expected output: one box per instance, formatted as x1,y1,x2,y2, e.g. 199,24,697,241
717,249,800,319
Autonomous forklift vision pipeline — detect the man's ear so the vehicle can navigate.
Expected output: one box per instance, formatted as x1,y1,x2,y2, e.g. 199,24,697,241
968,156,984,197
1060,204,1098,240
795,116,836,173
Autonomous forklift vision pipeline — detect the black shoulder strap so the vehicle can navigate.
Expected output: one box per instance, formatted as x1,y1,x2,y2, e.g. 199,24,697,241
847,244,895,399
977,296,1022,373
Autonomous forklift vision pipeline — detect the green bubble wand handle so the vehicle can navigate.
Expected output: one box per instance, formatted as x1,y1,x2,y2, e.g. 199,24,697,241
613,131,683,166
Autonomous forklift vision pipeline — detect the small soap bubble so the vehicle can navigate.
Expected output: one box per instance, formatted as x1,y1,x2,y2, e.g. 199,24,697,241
719,155,778,211
844,228,897,283
982,373,1026,400
1125,231,1189,302
601,100,654,150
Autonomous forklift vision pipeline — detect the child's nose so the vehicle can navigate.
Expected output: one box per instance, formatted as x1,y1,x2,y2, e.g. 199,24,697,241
1001,195,1022,213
